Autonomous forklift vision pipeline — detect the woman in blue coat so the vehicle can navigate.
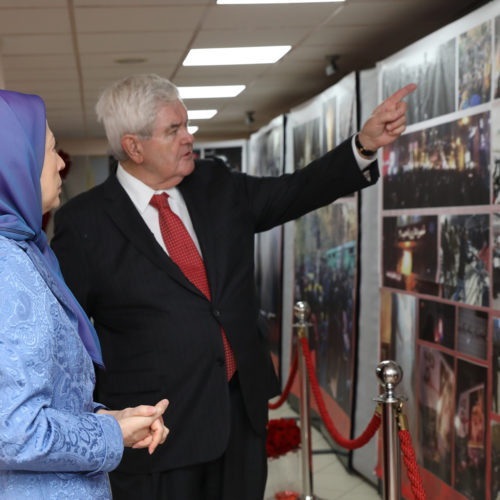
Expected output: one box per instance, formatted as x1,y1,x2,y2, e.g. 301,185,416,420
0,89,169,499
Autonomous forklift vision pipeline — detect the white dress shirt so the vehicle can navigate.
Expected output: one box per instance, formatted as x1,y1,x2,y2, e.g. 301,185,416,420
116,165,202,256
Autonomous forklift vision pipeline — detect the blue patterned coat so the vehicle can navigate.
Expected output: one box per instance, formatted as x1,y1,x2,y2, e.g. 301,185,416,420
0,236,124,499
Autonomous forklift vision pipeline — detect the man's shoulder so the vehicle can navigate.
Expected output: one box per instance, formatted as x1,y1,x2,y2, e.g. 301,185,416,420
58,176,117,215
186,157,238,188
194,156,232,176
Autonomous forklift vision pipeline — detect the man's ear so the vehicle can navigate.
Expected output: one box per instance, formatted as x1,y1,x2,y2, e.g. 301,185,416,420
121,134,144,163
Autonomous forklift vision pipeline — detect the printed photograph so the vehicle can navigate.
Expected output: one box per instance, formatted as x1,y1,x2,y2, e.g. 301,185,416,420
492,317,500,415
457,307,488,360
458,21,492,109
382,215,438,295
294,199,357,416
491,420,500,500
440,214,489,307
493,214,500,309
418,345,455,484
322,95,337,153
203,146,243,172
293,118,321,171
338,92,356,144
494,16,500,99
382,112,490,209
382,38,456,125
418,299,455,349
249,119,285,376
491,103,500,203
455,360,487,499
380,289,417,439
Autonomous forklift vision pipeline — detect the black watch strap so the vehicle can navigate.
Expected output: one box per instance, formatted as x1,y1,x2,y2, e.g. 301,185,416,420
355,134,376,156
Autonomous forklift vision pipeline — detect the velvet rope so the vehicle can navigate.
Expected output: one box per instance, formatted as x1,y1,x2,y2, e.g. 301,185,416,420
399,430,427,500
299,336,381,450
268,347,298,410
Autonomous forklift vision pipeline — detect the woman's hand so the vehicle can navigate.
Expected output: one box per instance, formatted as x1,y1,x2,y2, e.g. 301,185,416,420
98,399,169,454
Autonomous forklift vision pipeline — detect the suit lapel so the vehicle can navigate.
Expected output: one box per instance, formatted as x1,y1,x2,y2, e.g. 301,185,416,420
102,176,206,298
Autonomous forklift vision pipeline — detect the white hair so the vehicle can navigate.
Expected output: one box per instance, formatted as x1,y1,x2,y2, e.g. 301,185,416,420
95,74,180,161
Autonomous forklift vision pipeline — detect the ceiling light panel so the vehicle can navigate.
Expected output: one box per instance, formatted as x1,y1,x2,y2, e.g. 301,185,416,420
183,46,291,66
217,0,344,4
187,109,218,119
178,86,246,99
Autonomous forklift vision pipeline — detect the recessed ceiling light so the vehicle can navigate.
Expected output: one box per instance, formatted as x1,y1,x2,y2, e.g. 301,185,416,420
188,109,218,120
183,46,291,66
217,0,344,3
114,57,148,64
178,85,246,99
188,125,199,134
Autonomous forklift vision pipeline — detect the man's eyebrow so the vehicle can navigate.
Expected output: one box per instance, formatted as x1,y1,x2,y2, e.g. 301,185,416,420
165,121,187,132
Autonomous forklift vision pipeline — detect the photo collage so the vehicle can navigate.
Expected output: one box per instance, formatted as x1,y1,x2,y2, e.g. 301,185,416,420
380,8,500,499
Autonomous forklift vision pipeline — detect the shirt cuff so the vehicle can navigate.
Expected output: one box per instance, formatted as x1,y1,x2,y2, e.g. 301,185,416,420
351,135,376,170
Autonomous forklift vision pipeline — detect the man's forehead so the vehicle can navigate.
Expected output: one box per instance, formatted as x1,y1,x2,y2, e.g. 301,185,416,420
156,99,188,124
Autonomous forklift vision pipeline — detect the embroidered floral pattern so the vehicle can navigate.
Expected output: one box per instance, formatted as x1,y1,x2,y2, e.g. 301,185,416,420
0,236,123,499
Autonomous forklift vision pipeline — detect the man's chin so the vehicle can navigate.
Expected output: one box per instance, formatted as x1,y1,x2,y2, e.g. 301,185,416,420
182,158,195,174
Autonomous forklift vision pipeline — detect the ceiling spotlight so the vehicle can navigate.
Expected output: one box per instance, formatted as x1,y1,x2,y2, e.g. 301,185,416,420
325,55,340,77
245,111,255,125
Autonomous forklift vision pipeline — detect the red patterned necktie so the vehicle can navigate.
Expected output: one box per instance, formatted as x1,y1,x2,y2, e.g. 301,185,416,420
150,193,236,380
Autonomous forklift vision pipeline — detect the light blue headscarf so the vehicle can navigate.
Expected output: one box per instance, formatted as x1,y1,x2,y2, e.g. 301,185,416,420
0,89,103,367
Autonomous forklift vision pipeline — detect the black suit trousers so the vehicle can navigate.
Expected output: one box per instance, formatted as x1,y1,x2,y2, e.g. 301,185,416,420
109,374,268,500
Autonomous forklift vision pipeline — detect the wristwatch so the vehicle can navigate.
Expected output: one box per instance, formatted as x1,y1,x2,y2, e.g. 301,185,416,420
355,134,376,156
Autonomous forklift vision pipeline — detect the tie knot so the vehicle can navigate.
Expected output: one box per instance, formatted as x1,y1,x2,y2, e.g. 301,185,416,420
150,193,169,210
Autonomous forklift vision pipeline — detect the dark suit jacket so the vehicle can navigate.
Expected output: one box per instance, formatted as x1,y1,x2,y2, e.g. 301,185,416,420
51,137,378,473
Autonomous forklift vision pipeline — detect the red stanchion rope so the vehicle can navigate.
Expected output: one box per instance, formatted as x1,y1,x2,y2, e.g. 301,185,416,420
268,347,298,410
399,429,427,500
299,336,380,450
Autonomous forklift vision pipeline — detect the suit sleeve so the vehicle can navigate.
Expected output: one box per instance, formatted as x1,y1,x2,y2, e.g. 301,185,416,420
51,205,92,313
238,137,379,233
0,246,123,474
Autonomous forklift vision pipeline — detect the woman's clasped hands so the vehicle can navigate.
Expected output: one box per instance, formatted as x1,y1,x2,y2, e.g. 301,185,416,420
98,399,169,455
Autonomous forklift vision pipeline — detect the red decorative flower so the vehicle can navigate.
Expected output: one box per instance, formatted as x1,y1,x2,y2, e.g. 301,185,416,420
266,418,301,459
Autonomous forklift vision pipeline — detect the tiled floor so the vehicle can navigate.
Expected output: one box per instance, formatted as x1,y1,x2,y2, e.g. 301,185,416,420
265,401,381,500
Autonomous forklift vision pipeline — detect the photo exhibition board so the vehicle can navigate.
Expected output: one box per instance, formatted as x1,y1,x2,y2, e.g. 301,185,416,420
284,73,359,453
248,115,286,380
193,139,247,173
378,3,500,498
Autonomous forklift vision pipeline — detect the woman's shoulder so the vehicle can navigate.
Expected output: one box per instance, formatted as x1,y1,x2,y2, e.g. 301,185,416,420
0,236,44,300
0,235,35,273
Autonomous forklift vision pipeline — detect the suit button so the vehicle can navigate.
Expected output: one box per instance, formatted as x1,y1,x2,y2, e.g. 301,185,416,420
213,309,221,317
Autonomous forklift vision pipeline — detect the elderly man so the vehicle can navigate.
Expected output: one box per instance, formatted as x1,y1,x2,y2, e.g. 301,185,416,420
52,73,415,500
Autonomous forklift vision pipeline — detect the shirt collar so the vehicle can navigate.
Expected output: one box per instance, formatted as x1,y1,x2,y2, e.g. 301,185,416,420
116,164,179,213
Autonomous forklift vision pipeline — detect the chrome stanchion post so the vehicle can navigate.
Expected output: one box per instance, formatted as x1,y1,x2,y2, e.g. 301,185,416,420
374,360,405,500
294,301,324,500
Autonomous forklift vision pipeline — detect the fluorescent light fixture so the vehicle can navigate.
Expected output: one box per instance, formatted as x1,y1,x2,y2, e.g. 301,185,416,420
217,0,344,3
188,125,199,134
183,46,291,66
178,85,245,99
187,109,218,120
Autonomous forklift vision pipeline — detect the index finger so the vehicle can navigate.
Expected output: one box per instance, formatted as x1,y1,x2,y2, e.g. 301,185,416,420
386,83,417,105
154,399,169,415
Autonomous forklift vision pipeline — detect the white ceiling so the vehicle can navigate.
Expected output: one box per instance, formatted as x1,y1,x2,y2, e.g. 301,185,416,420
0,0,489,142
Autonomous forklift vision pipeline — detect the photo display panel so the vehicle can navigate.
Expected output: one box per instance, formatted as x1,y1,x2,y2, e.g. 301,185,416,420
378,3,500,498
286,74,359,454
248,116,286,380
